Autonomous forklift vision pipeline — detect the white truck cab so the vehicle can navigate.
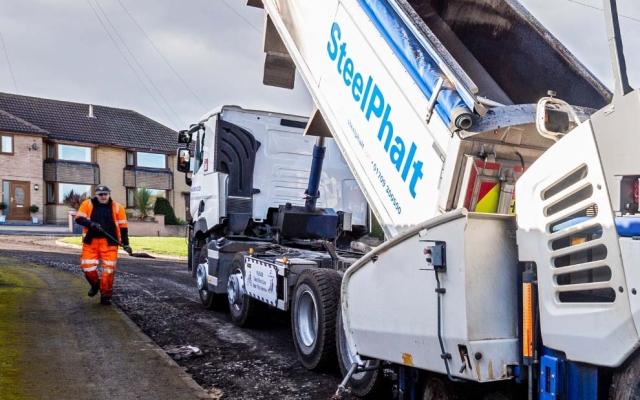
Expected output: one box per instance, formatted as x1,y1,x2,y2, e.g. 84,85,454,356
184,105,367,237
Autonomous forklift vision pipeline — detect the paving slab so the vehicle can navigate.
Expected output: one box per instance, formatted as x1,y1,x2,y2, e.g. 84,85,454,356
0,257,210,400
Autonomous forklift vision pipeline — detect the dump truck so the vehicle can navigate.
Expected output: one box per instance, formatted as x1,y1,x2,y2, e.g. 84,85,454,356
177,0,640,397
176,105,373,369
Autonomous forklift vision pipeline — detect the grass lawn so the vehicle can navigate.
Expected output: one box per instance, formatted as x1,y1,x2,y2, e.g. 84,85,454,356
61,236,188,257
0,258,44,399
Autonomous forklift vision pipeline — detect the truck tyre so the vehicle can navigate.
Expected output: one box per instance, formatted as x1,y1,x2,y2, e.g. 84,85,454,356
291,269,341,370
610,350,640,400
196,247,225,310
336,305,385,398
227,254,261,327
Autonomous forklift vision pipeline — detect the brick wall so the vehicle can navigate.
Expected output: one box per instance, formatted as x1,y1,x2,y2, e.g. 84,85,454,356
45,204,72,225
0,133,44,222
95,147,126,205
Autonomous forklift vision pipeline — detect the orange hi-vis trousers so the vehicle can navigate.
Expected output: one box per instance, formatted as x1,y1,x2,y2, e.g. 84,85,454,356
80,238,119,298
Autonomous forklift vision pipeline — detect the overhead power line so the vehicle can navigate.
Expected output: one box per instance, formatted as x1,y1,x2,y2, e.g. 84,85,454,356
219,0,262,33
0,30,18,92
567,0,640,24
115,0,206,109
92,0,184,126
86,0,177,125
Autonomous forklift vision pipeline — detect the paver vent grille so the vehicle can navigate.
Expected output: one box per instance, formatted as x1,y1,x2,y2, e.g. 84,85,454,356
542,164,614,303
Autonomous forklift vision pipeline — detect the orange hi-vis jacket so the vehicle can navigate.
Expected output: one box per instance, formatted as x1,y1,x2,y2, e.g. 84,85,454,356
76,198,128,244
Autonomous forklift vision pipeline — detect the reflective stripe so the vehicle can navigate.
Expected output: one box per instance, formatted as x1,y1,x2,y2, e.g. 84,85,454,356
102,260,116,266
76,211,88,218
80,259,99,264
82,266,97,272
103,268,114,274
116,220,127,225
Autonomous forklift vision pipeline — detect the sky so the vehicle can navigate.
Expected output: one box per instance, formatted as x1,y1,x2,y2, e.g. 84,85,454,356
0,0,638,131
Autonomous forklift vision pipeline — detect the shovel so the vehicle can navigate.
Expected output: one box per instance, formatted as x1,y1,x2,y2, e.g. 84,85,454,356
94,225,155,259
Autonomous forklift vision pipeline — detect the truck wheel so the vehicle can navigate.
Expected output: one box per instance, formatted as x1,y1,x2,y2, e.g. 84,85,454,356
227,254,260,327
196,247,225,310
610,350,640,400
336,305,385,397
291,269,341,370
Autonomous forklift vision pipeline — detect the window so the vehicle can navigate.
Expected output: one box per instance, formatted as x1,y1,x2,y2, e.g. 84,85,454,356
126,187,166,208
46,183,56,204
136,152,166,169
58,144,91,162
194,129,206,172
183,193,190,220
1,135,13,154
126,151,135,166
126,188,135,208
46,143,55,159
147,189,166,204
58,183,91,204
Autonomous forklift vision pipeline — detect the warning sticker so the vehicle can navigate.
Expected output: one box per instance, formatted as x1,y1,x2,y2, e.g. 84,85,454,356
244,258,278,306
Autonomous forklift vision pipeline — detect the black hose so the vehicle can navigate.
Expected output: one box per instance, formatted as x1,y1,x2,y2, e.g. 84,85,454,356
434,270,462,382
515,151,525,170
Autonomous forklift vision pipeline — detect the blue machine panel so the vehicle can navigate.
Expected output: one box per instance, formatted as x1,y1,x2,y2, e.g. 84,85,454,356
540,350,598,400
540,355,560,400
565,362,598,400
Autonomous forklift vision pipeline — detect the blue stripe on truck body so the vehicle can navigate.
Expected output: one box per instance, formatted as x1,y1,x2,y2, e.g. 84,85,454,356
358,0,471,126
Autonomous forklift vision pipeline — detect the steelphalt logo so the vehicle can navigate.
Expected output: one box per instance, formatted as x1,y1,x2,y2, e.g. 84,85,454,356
326,21,424,200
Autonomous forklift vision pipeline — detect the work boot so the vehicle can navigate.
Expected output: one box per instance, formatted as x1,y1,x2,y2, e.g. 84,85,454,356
100,296,111,306
88,282,100,297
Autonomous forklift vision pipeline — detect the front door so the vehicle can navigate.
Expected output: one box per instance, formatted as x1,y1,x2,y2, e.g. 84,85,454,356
8,181,30,220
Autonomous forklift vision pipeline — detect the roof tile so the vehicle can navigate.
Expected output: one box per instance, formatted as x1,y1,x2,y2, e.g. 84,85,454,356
0,92,177,153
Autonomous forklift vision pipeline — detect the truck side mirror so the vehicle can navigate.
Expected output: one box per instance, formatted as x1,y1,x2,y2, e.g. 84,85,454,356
178,130,192,144
177,148,191,172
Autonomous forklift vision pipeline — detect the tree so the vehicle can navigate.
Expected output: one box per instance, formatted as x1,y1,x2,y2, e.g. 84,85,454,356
63,190,87,210
153,197,179,225
134,188,153,220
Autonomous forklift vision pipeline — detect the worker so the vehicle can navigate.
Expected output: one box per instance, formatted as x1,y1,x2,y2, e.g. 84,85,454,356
75,185,132,305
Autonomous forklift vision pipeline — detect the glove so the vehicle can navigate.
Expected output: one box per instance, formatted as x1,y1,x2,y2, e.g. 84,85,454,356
90,222,102,231
123,245,133,255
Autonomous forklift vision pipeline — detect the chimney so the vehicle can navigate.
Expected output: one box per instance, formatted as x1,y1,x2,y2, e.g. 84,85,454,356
87,104,96,118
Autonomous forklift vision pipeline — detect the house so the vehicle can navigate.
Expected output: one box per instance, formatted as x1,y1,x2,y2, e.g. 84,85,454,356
0,92,188,225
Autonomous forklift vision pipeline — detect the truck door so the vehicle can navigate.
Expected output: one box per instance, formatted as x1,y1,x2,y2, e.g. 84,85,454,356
190,118,221,230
